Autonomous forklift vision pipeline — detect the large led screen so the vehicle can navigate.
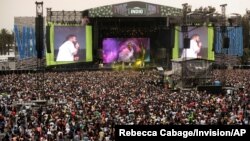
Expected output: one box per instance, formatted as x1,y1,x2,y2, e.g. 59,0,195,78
172,26,214,60
54,26,86,62
46,24,92,66
102,38,150,63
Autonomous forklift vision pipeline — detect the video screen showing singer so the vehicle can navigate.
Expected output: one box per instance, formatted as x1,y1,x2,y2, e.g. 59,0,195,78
56,34,80,61
181,34,202,59
118,42,135,62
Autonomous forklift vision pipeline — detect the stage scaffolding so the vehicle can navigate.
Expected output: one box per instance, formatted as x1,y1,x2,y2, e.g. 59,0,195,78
171,58,214,88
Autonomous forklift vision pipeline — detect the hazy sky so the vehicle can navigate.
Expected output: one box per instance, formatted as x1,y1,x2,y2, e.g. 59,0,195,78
1,0,249,31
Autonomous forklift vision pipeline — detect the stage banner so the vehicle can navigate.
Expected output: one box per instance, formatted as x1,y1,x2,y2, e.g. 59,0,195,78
208,26,215,60
214,27,243,56
172,26,180,59
14,25,23,60
86,25,93,62
14,25,37,60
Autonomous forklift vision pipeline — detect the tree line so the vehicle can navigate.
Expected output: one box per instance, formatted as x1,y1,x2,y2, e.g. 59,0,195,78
0,28,14,55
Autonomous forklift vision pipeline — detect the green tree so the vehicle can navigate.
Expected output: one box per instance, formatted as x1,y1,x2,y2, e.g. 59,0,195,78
0,28,14,55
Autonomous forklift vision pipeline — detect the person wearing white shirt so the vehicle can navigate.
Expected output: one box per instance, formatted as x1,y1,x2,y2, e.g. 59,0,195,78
181,34,202,59
56,34,80,61
118,42,134,62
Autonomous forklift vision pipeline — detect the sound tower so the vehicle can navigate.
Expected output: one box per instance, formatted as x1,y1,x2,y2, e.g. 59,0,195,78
223,37,230,48
183,38,190,49
166,27,175,49
46,25,51,53
35,16,44,59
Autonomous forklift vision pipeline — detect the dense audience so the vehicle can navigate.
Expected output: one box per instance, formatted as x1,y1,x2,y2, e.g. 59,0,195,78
0,69,249,140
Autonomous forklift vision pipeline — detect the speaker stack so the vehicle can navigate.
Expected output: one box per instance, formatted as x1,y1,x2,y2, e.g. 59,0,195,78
35,16,44,59
223,37,230,48
46,26,51,53
183,38,190,49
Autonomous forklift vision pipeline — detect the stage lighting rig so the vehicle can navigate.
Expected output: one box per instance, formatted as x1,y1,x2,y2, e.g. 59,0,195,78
220,4,227,25
35,1,43,17
228,13,241,26
46,8,83,24
186,6,210,26
46,8,52,23
193,6,216,15
182,3,192,15
182,3,192,26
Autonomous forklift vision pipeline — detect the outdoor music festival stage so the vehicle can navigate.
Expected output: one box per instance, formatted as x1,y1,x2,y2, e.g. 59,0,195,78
13,1,243,88
1,3,250,140
45,2,179,70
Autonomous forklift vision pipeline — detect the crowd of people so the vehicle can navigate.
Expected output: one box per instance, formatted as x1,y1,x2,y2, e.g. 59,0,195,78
0,69,249,140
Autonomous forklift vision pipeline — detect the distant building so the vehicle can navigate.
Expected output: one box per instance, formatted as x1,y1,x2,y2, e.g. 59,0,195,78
0,47,16,70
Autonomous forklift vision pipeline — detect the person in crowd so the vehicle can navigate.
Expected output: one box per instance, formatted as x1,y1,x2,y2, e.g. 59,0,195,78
0,69,249,140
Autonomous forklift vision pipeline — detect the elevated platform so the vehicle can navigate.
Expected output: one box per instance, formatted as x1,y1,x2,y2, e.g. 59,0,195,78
170,58,214,88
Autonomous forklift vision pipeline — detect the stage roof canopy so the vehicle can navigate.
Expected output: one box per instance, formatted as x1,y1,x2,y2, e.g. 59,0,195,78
47,1,182,23
88,1,182,17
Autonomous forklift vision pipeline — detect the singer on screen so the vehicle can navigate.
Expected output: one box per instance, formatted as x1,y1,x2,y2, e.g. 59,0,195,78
56,34,80,61
118,42,135,62
181,34,202,59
